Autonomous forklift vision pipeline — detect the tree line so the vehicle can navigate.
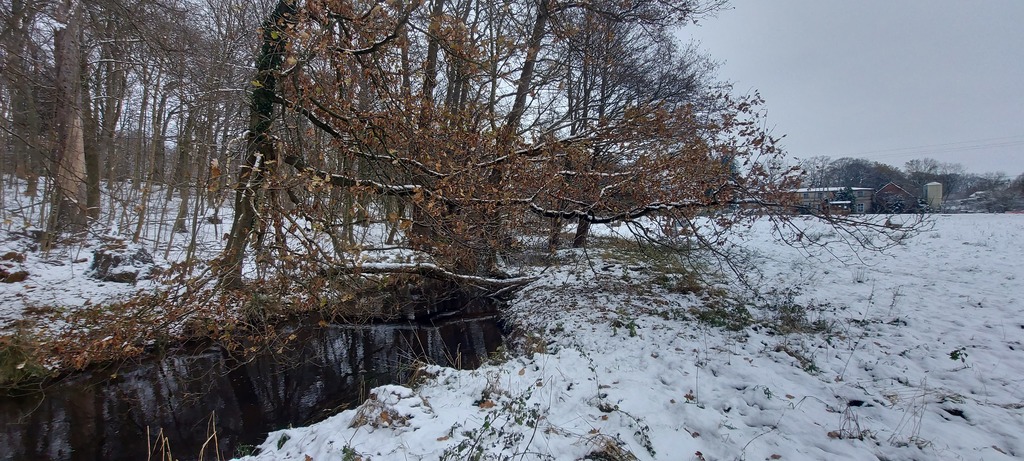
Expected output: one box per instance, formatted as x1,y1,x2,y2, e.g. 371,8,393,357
798,156,1024,212
1,0,264,249
7,0,931,296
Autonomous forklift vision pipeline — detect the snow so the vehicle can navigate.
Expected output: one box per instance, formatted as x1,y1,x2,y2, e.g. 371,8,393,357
236,214,1024,460
0,233,148,327
3,174,1022,460
0,179,228,327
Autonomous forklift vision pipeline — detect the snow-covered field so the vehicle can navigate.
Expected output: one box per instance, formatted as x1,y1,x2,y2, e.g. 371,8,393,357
2,182,1022,461
236,215,1024,461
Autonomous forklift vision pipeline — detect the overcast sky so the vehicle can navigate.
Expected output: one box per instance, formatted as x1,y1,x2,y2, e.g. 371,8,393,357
684,0,1024,177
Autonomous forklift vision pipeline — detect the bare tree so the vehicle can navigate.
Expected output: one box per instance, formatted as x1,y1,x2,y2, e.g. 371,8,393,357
45,0,90,245
1,0,47,199
798,156,833,188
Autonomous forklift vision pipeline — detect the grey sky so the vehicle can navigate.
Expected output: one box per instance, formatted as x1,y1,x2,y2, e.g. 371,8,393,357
684,0,1024,177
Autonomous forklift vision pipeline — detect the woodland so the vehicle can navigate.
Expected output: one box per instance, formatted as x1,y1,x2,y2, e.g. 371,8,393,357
0,0,988,380
0,0,798,300
9,1,1024,459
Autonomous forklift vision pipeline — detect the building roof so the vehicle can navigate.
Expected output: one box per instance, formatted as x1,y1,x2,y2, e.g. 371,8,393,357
876,182,916,196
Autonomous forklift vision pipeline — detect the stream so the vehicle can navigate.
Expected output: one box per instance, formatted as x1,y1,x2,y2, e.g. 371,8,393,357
0,301,504,461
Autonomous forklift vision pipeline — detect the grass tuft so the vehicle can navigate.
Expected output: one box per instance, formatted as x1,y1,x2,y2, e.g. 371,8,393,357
0,322,51,392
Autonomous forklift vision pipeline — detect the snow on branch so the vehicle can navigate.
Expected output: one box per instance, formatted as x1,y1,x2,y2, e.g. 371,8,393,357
528,199,712,224
282,154,427,197
327,262,539,292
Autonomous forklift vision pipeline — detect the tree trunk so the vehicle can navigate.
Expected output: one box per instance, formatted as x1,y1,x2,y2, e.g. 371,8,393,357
471,0,549,273
3,0,42,198
217,0,297,287
171,112,196,233
548,217,562,253
407,0,447,250
133,64,151,192
131,71,165,244
572,219,590,248
45,2,88,246
80,50,101,220
498,0,549,144
96,26,126,225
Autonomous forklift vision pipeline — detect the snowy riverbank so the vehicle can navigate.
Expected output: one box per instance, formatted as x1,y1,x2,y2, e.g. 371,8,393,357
236,214,1024,460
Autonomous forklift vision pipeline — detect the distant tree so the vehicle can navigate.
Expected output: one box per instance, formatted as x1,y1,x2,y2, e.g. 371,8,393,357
1012,173,1024,195
828,157,890,189
799,156,908,192
980,189,1018,213
904,158,940,183
904,157,968,199
872,162,913,189
961,172,1019,212
1009,173,1024,211
797,156,833,188
964,172,1010,196
834,186,856,212
934,162,967,199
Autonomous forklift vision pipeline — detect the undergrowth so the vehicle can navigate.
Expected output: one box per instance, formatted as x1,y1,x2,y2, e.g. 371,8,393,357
593,236,732,301
0,265,471,392
0,322,49,393
755,287,834,335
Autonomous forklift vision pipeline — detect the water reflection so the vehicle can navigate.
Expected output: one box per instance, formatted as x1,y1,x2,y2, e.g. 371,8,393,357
0,311,503,461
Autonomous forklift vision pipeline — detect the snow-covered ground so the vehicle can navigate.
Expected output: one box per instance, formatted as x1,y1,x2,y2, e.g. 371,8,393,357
0,177,233,328
236,214,1024,461
3,178,1021,461
0,179,409,329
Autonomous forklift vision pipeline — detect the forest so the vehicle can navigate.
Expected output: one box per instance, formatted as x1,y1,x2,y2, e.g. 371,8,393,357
1,0,802,299
4,1,1024,460
3,0,1020,369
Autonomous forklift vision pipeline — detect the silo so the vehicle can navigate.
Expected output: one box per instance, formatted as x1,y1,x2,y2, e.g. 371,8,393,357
924,182,943,211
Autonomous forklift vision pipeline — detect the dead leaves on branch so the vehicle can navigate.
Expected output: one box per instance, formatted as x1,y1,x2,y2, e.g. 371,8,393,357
248,0,799,278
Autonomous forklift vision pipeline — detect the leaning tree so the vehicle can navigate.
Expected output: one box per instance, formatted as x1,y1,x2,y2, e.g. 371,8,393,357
214,0,903,299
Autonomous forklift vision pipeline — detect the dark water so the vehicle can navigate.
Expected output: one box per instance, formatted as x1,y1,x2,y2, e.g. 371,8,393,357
0,306,503,461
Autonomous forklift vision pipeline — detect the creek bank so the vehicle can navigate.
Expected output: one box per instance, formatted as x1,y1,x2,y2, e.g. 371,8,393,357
0,298,505,461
